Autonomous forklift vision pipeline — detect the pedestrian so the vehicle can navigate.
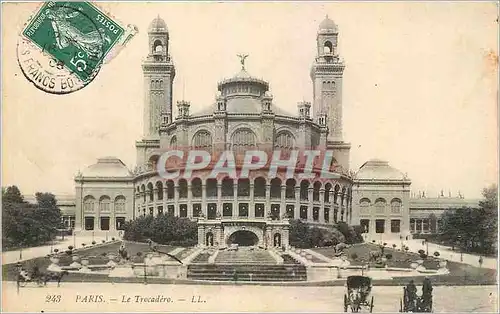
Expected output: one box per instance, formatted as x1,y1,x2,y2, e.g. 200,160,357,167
479,256,483,268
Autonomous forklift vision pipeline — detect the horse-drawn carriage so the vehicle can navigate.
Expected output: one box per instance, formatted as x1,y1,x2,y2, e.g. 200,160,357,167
399,279,433,313
343,276,375,313
16,265,68,288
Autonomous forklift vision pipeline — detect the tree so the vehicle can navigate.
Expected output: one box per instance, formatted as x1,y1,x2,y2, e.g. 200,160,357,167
2,186,24,203
289,219,310,248
2,187,62,249
123,214,197,246
429,213,438,234
440,184,497,254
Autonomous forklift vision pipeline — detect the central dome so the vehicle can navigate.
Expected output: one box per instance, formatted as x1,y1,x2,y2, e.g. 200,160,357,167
217,68,269,98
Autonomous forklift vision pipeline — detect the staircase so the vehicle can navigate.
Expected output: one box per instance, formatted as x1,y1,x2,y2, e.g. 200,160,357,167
215,249,276,264
187,248,307,282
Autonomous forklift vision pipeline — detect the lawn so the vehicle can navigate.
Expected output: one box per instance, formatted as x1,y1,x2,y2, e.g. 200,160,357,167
2,241,178,281
313,243,440,269
311,243,496,285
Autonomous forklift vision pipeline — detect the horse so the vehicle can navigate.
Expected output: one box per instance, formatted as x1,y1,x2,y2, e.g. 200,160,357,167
41,271,69,287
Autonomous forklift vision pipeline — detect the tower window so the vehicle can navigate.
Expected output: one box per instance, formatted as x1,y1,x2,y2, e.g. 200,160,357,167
153,39,164,53
323,41,333,54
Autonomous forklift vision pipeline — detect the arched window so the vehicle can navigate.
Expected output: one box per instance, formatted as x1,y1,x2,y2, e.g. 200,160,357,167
270,178,281,199
99,196,111,212
156,181,163,200
178,179,188,199
334,185,340,204
153,39,163,53
237,178,250,197
360,198,371,207
147,183,154,202
166,180,175,199
170,136,177,148
83,196,95,212
254,177,266,198
114,196,126,213
141,185,146,202
192,130,213,150
323,41,333,54
221,177,234,197
391,198,402,213
285,179,296,199
375,198,386,214
324,183,332,202
231,128,256,155
192,178,202,198
313,182,321,201
274,131,295,150
300,180,310,200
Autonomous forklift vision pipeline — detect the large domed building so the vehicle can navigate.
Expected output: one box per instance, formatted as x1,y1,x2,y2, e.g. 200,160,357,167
73,16,415,246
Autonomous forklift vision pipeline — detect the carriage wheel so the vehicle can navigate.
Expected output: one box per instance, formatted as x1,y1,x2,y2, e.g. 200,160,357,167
343,294,348,312
36,278,45,287
369,296,374,313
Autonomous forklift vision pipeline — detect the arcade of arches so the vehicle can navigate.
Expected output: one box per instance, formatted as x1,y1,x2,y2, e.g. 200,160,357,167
134,176,351,247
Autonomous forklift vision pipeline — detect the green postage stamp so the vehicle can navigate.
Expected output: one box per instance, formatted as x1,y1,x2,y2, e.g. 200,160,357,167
17,1,137,94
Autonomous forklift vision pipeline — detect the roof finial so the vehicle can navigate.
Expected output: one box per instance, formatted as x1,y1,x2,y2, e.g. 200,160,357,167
237,54,249,71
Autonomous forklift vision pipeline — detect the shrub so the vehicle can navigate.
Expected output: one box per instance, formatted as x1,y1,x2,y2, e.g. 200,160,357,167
68,245,74,250
53,249,59,253
404,246,409,252
372,240,376,243
418,249,425,255
383,242,387,246
385,253,393,260
81,243,86,247
92,241,96,245
419,253,428,259
111,237,115,241
351,253,358,260
65,250,72,255
392,244,397,249
433,251,440,257
102,240,105,243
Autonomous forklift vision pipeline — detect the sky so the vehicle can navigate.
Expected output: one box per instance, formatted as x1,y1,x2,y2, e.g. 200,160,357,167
2,2,498,199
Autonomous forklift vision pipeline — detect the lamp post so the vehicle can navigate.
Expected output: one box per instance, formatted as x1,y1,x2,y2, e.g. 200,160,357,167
425,239,429,256
456,236,463,262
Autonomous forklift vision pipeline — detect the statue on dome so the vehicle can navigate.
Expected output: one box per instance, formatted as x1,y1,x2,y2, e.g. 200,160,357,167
237,54,249,70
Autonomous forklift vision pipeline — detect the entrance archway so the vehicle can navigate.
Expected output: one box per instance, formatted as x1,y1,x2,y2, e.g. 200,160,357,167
273,233,282,247
205,232,214,246
227,230,259,246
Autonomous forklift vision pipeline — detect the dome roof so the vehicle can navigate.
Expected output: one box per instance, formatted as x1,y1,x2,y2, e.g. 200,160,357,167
81,157,132,178
355,159,409,181
319,15,338,32
149,16,168,32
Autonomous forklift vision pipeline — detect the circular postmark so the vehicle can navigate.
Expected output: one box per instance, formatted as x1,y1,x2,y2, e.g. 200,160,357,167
17,36,100,94
16,2,111,94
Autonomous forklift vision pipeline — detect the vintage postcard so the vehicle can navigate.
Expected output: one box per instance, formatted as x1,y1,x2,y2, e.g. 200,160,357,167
2,1,498,313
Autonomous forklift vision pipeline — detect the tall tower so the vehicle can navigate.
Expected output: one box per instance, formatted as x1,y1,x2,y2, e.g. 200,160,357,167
142,16,175,138
310,15,345,142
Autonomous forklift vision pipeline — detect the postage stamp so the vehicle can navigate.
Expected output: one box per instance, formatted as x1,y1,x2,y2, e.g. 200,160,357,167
17,1,137,94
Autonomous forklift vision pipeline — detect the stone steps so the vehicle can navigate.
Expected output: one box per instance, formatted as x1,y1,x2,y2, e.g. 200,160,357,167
187,264,307,281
